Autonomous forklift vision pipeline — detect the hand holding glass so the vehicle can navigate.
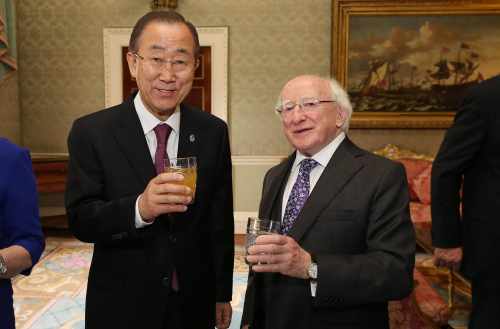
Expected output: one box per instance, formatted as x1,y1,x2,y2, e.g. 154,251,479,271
164,157,197,202
245,217,281,265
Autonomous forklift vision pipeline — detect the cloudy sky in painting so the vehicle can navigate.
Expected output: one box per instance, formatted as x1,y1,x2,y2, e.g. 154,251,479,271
347,15,500,89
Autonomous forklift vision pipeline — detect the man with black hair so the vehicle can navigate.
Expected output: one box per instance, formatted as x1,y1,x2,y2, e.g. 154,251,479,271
66,11,234,329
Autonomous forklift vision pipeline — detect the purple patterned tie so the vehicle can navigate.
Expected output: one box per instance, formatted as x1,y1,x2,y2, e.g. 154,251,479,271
153,123,179,291
281,158,319,235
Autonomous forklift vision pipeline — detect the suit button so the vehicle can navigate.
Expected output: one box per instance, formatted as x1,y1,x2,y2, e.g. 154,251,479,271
161,276,170,287
168,235,177,244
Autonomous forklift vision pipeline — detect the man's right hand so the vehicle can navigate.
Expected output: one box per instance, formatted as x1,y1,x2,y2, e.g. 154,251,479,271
138,172,192,221
433,247,463,271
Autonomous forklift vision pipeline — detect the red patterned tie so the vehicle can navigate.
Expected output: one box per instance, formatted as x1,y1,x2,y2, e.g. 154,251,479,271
153,124,172,174
153,124,179,291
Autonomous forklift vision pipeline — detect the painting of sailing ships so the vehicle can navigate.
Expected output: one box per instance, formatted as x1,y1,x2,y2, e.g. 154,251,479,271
348,15,500,113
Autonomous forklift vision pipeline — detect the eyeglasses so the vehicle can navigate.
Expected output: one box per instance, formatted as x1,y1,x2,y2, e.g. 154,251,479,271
133,52,192,73
275,97,336,116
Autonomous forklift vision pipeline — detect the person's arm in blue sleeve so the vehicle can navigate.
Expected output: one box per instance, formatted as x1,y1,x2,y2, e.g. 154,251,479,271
0,148,45,278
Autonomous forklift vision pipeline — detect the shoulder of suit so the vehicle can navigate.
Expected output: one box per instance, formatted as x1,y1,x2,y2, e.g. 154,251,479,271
71,101,129,130
455,76,500,124
364,151,402,168
466,75,500,103
181,103,228,130
343,140,402,171
264,153,298,182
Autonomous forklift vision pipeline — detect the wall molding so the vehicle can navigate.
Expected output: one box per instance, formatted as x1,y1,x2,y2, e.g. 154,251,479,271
31,154,278,234
231,155,285,166
31,154,286,165
31,153,68,157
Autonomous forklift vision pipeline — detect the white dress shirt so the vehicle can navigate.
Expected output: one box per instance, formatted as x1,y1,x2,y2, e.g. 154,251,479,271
281,132,346,296
133,93,181,228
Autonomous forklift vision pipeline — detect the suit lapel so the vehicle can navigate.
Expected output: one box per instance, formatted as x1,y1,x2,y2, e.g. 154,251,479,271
171,104,200,222
112,97,156,186
289,138,364,242
259,154,295,223
176,104,198,159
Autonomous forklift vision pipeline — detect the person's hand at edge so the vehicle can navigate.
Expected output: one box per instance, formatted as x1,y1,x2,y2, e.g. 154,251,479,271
433,247,463,271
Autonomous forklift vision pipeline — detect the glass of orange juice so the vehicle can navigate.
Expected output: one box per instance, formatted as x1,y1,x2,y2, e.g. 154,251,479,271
164,156,197,202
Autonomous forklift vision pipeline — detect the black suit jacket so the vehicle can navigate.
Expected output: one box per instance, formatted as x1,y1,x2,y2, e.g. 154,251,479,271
65,96,234,329
431,75,500,279
242,138,415,329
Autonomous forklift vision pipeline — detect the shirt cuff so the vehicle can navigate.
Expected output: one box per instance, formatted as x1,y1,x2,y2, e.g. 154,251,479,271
310,280,317,297
134,195,154,228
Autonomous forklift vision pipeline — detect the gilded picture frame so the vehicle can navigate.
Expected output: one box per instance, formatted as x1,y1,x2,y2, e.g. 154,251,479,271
332,0,500,128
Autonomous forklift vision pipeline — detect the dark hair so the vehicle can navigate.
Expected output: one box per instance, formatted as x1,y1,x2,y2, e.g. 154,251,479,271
128,10,200,58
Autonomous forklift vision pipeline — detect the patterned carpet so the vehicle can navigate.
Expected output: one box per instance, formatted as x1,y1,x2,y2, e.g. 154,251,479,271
12,237,469,329
13,238,90,329
12,238,249,329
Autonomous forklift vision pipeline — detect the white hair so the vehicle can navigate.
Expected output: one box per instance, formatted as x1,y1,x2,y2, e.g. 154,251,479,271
328,77,352,133
274,75,353,133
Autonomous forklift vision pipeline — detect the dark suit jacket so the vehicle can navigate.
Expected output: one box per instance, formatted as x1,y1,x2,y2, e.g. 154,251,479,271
65,96,234,329
242,138,415,329
431,75,500,279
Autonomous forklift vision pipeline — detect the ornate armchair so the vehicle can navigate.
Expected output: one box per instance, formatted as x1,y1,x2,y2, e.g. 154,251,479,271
374,144,471,326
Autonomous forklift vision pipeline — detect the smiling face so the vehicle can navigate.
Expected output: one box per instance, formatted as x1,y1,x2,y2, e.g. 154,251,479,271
280,76,346,156
126,21,198,120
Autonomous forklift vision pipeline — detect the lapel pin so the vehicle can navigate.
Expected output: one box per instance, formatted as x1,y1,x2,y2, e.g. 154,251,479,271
189,134,196,143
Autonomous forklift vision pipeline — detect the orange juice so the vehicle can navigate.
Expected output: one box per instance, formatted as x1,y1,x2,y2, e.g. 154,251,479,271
165,166,197,200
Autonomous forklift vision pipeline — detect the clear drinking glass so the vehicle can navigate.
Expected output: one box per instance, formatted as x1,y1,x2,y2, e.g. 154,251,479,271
164,156,197,202
245,217,281,264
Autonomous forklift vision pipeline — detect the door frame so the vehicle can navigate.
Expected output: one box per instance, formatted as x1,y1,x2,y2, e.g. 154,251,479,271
103,26,229,123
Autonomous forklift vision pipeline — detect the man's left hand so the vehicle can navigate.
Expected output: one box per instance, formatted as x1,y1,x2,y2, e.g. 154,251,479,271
215,302,232,329
246,234,311,279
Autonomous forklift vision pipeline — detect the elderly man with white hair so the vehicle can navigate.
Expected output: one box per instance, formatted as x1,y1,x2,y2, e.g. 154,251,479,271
241,75,415,329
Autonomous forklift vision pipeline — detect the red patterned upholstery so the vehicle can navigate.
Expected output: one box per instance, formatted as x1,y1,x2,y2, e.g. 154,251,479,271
374,145,453,327
398,159,432,201
412,165,432,205
409,202,431,227
373,144,433,204
389,294,438,329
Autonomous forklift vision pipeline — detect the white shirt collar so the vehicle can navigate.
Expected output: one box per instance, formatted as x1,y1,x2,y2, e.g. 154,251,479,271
294,132,346,168
134,92,181,135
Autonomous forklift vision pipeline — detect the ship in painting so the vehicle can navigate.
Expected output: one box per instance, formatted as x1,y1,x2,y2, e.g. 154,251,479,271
352,59,438,112
428,43,483,107
350,42,485,112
